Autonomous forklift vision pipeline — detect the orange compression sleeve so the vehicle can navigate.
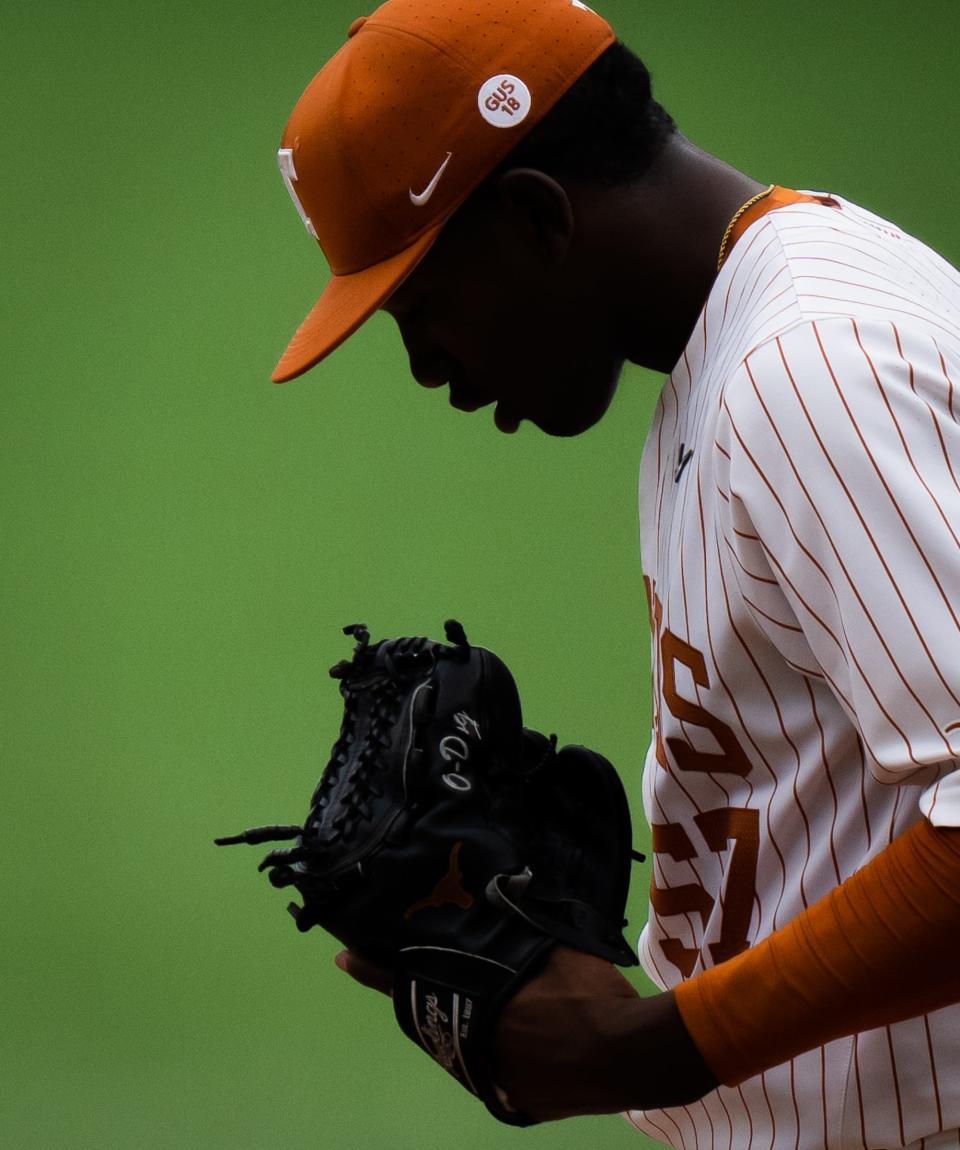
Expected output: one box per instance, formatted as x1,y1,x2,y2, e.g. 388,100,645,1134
672,818,960,1087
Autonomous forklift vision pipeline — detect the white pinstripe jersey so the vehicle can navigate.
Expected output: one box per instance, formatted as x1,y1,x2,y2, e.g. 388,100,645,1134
626,194,960,1149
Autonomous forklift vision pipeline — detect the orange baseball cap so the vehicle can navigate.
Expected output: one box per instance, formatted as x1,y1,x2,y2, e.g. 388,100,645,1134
271,0,615,382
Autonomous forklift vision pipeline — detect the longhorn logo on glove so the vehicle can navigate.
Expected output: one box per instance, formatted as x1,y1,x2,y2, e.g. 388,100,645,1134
404,841,475,920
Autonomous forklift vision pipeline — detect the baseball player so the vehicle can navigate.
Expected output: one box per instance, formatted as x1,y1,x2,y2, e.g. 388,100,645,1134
267,1,960,1145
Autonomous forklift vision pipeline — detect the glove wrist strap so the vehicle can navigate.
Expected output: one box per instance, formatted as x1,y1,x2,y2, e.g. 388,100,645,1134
393,936,553,1126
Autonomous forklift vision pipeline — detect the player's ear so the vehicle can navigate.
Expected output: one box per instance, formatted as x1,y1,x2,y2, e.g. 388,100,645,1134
492,168,575,268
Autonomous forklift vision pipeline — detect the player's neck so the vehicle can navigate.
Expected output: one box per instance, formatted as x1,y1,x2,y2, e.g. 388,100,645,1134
593,134,768,374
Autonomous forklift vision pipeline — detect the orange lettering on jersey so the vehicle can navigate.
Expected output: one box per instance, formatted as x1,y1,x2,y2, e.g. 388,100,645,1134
694,807,760,964
651,810,759,975
661,630,752,777
404,841,475,920
645,579,760,975
650,822,715,976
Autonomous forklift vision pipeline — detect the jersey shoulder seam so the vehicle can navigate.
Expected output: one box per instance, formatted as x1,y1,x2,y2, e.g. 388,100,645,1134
721,207,834,365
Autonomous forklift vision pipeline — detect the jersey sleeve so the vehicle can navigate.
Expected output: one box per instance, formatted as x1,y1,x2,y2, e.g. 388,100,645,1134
717,316,960,817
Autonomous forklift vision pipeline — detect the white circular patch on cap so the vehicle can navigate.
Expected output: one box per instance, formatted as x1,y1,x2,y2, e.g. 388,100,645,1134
477,75,532,128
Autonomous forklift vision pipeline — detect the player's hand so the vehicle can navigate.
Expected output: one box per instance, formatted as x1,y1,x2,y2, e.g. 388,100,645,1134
335,944,718,1120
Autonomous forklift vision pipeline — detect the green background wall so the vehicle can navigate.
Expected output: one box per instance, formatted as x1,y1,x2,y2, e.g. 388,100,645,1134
3,1,958,1147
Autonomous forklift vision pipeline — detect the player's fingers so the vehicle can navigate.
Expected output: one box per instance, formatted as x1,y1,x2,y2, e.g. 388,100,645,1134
334,949,394,996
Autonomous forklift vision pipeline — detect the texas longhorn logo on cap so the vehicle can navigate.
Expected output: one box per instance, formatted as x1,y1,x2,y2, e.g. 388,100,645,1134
270,0,614,383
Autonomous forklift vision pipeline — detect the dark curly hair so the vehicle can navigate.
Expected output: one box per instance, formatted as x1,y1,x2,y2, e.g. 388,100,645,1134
493,40,676,186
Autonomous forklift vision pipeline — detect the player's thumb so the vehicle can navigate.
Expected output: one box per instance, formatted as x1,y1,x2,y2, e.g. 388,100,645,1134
335,949,394,997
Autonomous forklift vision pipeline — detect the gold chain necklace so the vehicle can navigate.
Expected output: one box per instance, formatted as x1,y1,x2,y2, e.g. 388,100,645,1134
717,184,775,271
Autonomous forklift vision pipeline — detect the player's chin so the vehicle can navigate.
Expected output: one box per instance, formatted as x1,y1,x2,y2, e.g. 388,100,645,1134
533,364,625,438
527,396,615,438
530,413,591,437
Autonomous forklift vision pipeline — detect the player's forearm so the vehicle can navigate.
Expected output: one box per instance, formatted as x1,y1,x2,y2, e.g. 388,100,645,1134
581,990,719,1114
492,946,717,1120
673,818,960,1087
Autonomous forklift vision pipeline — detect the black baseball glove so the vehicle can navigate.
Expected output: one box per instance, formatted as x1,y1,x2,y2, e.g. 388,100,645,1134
215,620,641,1126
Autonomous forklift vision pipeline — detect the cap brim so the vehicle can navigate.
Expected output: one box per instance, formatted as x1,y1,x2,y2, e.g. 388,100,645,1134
271,224,443,383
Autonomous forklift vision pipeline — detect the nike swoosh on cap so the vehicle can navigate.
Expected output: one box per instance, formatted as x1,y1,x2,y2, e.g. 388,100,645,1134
409,152,453,207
